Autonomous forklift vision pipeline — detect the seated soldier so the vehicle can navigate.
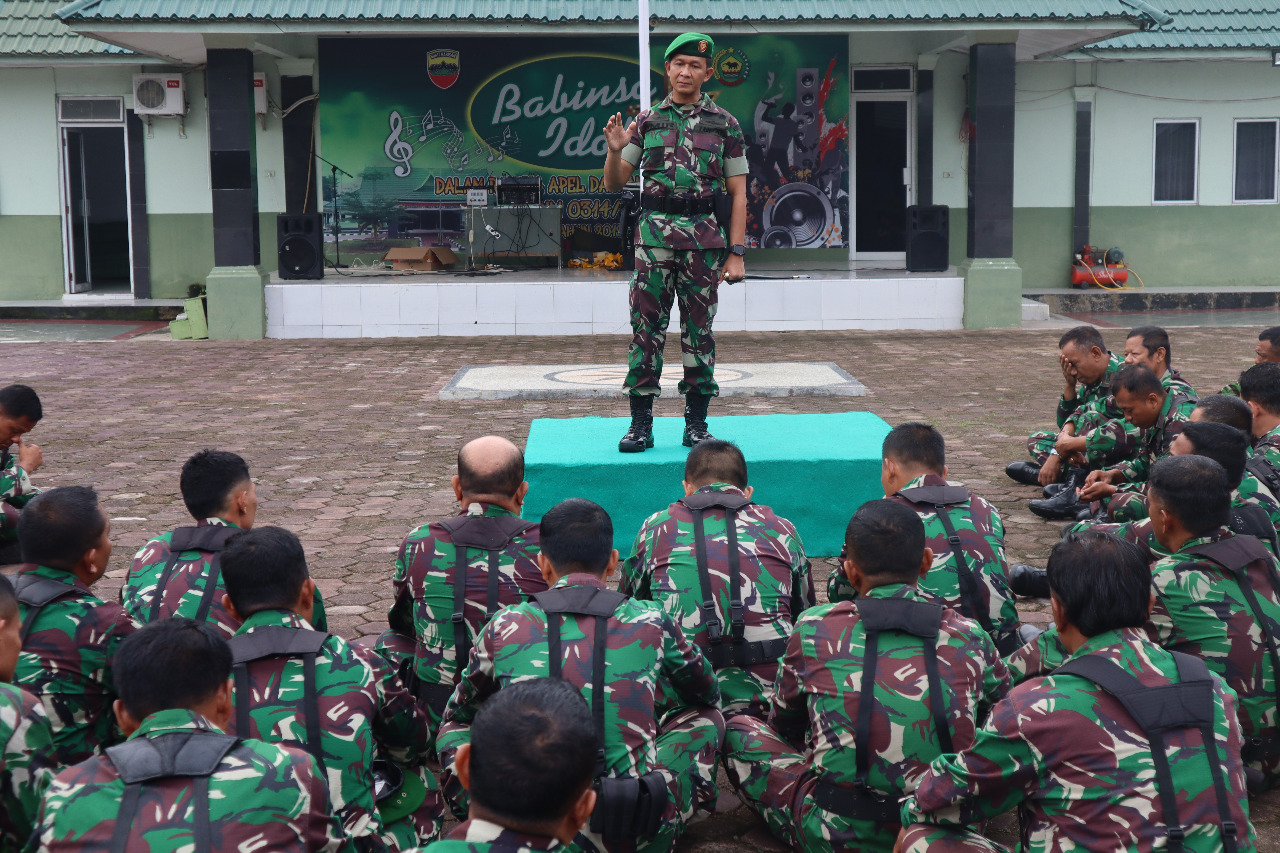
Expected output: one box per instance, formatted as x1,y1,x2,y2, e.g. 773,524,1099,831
1241,362,1280,478
725,500,1008,853
831,424,1021,653
0,572,55,850
414,679,598,853
899,529,1258,852
378,436,546,733
621,439,814,716
27,618,357,852
221,526,441,850
0,385,43,566
1221,325,1280,396
122,449,327,637
13,485,138,766
437,498,722,853
1193,393,1254,433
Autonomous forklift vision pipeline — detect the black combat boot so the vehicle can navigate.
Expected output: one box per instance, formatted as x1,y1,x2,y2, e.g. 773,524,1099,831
1005,460,1042,486
1042,466,1084,498
1006,563,1051,598
1028,467,1089,520
682,393,715,448
618,395,655,453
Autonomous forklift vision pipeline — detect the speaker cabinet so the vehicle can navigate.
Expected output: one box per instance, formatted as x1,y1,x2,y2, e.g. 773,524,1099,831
905,205,950,272
277,213,324,280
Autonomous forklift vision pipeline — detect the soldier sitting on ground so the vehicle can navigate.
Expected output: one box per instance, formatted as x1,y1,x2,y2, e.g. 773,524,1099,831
122,449,328,637
12,485,138,767
1241,362,1280,473
0,385,44,566
376,435,546,738
221,526,442,850
621,439,814,716
725,500,1008,853
898,529,1258,852
831,423,1022,653
411,679,598,853
27,617,358,853
1221,325,1280,396
436,498,722,853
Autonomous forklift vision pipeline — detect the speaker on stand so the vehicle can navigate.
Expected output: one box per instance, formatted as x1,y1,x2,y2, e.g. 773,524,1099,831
277,213,325,280
905,205,950,272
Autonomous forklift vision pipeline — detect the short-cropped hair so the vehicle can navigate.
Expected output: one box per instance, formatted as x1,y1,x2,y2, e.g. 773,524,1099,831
1128,325,1172,366
845,499,926,583
18,486,104,570
540,498,613,575
1149,455,1230,536
220,526,309,616
1047,530,1151,638
468,678,598,824
114,618,232,720
1194,394,1252,434
1240,362,1280,416
684,440,748,489
1113,364,1164,398
0,385,42,423
882,422,946,473
1260,326,1280,349
180,450,251,521
1059,325,1106,353
1180,422,1249,488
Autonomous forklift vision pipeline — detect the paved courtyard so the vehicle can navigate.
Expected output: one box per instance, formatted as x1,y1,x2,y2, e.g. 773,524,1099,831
5,324,1277,848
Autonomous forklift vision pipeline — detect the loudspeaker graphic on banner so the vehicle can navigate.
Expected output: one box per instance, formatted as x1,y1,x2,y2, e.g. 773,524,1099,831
762,183,835,249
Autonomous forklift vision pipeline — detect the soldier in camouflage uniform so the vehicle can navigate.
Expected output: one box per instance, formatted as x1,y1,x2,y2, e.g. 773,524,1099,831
829,424,1021,653
1241,362,1280,473
0,386,43,566
1220,326,1280,397
221,527,441,850
899,529,1257,853
377,437,545,737
12,486,138,767
122,449,328,638
27,618,357,853
621,440,813,716
437,499,723,853
603,33,749,453
724,500,1009,853
411,679,598,853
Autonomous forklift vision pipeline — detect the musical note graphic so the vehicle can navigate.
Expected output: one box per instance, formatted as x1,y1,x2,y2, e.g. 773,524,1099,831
384,111,414,177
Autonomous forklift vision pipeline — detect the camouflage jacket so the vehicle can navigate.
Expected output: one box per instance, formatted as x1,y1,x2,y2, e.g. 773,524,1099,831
384,503,545,708
122,518,329,639
412,819,562,853
620,93,748,250
436,573,720,784
1148,528,1280,781
1109,391,1193,483
1056,352,1123,429
1255,425,1280,468
903,628,1256,852
771,584,1008,798
0,683,54,852
829,475,1019,649
228,609,433,846
1222,378,1243,397
1079,369,1196,466
13,563,138,766
0,446,37,538
620,484,814,710
26,708,356,853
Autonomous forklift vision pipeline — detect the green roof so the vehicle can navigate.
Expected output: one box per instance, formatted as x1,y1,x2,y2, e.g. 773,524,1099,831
1093,2,1280,49
1,0,129,55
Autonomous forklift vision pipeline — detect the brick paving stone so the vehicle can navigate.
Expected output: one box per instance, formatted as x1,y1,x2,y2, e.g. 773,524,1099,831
1,327,1275,850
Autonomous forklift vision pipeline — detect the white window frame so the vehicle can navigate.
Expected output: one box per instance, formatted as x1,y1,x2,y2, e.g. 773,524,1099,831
1151,118,1199,205
849,65,915,94
1232,118,1279,205
57,96,125,124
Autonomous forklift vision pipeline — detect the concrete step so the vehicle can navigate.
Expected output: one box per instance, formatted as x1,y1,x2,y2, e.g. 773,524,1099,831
0,298,184,321
1023,286,1280,315
1021,298,1050,322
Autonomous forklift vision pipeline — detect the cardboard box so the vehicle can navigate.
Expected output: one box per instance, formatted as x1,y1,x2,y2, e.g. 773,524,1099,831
384,246,458,271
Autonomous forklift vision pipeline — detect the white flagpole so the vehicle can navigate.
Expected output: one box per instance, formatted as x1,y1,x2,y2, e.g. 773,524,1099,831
636,0,649,192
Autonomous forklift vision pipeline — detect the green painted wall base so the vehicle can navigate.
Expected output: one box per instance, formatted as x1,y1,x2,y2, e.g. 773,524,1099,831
961,257,1023,329
205,265,267,340
0,216,64,299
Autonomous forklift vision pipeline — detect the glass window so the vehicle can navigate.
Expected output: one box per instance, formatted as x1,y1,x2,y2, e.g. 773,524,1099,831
58,97,124,123
1234,119,1278,203
1153,120,1198,204
852,68,913,93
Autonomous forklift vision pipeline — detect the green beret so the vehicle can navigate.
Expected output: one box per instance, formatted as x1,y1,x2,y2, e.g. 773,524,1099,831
665,32,715,62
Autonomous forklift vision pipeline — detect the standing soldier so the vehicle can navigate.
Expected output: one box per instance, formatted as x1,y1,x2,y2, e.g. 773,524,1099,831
621,439,814,716
0,385,43,566
602,32,749,453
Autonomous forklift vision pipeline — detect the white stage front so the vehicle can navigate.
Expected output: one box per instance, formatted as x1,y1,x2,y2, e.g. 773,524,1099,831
264,266,964,338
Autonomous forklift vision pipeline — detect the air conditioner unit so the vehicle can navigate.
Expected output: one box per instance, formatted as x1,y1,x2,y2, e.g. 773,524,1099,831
253,72,268,115
132,73,185,116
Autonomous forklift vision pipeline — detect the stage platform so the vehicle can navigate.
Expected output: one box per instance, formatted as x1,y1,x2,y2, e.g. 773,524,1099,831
522,411,892,557
264,264,963,339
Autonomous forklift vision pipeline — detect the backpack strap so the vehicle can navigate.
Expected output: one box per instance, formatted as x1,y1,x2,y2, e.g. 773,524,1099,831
149,526,241,624
677,492,753,653
14,574,83,645
228,626,330,777
1229,503,1280,558
1246,455,1280,497
897,487,996,639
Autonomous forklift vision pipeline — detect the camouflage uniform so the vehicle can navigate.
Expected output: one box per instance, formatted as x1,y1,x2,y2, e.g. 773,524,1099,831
228,609,441,850
1025,353,1122,465
0,683,55,852
1255,424,1280,468
26,708,358,853
618,93,748,397
900,627,1257,853
1073,368,1196,469
410,819,563,853
1223,379,1242,397
828,475,1020,653
1102,391,1193,522
436,573,723,853
620,483,814,715
13,563,138,766
379,503,544,733
122,517,329,639
723,583,1009,853
0,446,37,553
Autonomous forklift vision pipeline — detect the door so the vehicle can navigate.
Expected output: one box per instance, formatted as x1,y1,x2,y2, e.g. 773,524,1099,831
852,97,912,264
61,125,132,294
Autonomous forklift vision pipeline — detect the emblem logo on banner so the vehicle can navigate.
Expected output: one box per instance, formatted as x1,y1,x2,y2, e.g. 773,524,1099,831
712,47,750,86
427,49,461,89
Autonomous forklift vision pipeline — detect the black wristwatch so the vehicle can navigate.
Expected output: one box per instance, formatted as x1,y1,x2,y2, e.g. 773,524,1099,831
729,244,746,257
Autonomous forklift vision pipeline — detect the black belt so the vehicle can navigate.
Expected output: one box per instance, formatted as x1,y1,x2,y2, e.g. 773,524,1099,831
811,778,902,823
705,636,788,670
640,194,715,216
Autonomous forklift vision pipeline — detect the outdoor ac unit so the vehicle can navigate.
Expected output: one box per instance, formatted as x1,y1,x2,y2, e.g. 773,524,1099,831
253,72,268,115
132,73,185,116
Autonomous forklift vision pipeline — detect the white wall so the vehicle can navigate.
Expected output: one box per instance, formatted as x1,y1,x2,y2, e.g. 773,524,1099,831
0,67,60,216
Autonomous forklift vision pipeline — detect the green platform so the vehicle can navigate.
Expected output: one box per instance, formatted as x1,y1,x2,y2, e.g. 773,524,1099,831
524,412,892,557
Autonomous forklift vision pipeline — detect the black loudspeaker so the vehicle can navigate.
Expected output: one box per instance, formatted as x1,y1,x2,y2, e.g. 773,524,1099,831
905,205,950,272
277,213,324,280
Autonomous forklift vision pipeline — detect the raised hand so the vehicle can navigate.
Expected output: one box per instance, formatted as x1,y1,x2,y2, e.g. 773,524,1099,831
603,113,636,154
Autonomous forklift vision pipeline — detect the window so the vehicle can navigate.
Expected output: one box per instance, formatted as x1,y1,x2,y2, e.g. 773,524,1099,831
1152,120,1198,204
1234,119,1279,203
851,67,914,93
58,97,124,123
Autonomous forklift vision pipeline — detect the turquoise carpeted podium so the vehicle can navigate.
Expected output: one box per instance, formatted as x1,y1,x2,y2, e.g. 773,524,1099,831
523,412,892,557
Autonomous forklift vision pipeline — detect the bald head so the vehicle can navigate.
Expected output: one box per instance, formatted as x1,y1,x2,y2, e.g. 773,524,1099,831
457,436,525,499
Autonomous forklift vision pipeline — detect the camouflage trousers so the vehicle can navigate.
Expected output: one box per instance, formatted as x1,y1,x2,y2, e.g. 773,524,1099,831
1025,427,1135,470
623,245,723,398
1105,485,1149,523
723,715,902,853
901,824,1009,853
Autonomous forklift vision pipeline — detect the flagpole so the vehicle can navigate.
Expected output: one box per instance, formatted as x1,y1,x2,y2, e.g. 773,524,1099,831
636,0,649,192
